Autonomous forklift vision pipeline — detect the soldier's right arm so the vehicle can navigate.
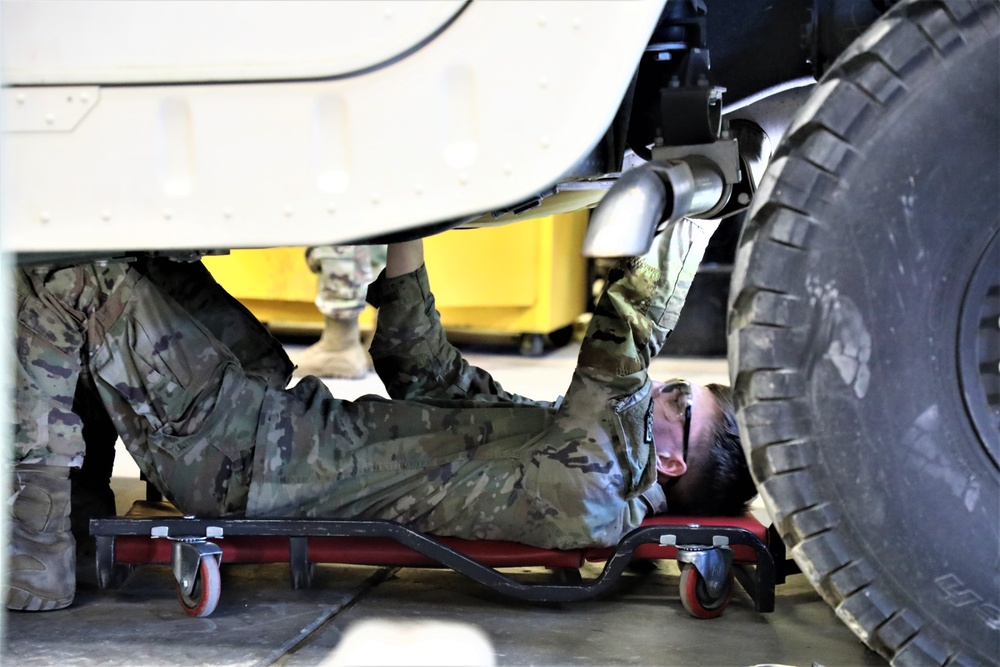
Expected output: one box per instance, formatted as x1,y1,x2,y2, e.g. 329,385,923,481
368,243,536,404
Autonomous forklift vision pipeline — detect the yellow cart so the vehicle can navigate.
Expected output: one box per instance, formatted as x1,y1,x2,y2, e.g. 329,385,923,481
202,211,589,355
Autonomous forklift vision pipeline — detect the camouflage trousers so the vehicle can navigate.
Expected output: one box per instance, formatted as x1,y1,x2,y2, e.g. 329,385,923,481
305,245,386,320
12,259,294,515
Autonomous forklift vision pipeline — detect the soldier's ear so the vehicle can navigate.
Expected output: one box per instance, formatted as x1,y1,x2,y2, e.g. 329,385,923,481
656,449,687,478
652,389,687,479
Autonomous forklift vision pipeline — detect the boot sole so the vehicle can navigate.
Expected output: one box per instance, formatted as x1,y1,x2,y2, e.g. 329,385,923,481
6,587,74,611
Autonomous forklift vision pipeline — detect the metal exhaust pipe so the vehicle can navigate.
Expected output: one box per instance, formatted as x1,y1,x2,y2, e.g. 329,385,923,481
581,157,725,258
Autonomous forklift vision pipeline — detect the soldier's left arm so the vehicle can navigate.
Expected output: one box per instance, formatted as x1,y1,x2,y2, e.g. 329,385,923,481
572,217,721,399
517,218,722,545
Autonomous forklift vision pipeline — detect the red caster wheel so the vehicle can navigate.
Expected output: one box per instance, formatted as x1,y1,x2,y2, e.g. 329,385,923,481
679,562,734,619
176,554,221,618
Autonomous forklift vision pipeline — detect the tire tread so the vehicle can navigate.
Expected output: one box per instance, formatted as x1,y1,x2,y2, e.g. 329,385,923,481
729,0,999,664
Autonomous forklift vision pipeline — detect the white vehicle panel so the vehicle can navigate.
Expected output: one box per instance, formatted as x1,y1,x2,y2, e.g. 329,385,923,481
1,0,466,84
2,0,668,253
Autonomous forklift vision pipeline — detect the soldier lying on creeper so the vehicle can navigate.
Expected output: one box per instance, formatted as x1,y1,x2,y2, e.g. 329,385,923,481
9,217,757,611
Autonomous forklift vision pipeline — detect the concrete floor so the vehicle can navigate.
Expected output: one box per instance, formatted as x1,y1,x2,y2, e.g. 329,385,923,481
3,341,885,667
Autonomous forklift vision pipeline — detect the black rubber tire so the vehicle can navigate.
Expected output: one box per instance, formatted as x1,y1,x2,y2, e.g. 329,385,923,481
728,1,999,665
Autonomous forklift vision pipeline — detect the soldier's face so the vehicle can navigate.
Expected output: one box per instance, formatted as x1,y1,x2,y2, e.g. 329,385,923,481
650,381,719,483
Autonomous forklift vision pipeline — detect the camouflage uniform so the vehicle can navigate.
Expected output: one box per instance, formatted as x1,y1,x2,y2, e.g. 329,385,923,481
305,245,387,320
12,218,716,550
13,259,292,503
13,264,126,470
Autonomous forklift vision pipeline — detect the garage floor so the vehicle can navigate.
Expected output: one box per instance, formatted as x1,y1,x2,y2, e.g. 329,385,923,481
3,342,885,667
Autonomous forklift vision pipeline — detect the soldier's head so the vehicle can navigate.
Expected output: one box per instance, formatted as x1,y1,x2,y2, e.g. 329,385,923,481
650,380,756,515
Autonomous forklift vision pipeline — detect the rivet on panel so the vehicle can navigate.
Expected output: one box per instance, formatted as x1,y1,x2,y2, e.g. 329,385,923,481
163,209,173,220
223,208,233,219
39,212,50,224
458,174,468,186
101,210,112,221
15,94,25,104
80,94,90,104
572,18,582,30
326,204,337,214
538,77,549,90
414,184,424,196
502,163,513,176
382,7,392,19
540,136,551,149
44,114,55,125
371,193,381,205
537,14,547,27
66,95,74,103
283,207,294,218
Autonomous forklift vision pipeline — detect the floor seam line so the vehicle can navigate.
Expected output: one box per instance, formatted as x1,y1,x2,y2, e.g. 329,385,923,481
255,565,399,667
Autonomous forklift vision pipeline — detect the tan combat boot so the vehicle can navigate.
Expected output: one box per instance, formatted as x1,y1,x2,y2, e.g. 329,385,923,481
290,316,369,379
7,465,76,611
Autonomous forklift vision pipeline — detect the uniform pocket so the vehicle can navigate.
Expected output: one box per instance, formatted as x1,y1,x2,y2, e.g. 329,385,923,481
608,385,656,498
90,276,240,458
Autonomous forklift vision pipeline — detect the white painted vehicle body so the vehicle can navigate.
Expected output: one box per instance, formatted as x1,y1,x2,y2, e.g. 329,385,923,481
1,0,667,253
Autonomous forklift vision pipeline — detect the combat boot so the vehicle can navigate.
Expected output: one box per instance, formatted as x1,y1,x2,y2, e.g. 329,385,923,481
7,465,76,611
290,316,369,379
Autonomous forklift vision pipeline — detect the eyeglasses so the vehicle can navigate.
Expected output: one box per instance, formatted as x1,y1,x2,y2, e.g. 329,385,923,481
661,380,692,490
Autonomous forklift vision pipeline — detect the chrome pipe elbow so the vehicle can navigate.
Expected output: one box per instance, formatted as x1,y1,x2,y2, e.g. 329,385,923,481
581,157,725,258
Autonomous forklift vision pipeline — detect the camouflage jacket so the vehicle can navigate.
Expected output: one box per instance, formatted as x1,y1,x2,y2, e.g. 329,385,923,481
246,218,718,549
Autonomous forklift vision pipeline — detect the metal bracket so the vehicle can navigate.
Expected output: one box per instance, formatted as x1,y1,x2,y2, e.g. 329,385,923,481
652,138,740,185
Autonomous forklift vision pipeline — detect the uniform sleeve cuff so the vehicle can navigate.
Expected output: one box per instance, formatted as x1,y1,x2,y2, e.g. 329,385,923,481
366,263,431,310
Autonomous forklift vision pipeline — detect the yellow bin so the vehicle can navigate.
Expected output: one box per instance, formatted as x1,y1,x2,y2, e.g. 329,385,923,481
202,211,589,353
